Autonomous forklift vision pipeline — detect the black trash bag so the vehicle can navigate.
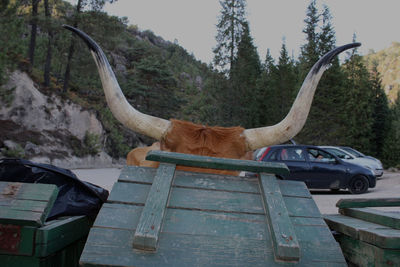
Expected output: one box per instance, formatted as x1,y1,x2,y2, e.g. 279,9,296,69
0,158,109,221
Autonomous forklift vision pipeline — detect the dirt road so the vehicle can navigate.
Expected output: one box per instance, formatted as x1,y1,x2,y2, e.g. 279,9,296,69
73,168,400,215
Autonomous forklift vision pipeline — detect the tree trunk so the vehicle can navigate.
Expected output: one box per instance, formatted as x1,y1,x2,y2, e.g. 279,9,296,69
63,0,82,93
44,0,53,87
28,0,41,70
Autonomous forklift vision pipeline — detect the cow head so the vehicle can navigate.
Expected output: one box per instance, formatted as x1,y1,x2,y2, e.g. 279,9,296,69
63,25,360,173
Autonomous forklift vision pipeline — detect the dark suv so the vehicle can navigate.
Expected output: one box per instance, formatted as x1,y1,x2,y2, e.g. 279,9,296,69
259,145,376,194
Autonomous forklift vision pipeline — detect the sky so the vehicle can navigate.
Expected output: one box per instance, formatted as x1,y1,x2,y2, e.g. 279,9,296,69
72,0,400,64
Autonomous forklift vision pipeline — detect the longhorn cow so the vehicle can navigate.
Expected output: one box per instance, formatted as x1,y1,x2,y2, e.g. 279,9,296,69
63,25,360,174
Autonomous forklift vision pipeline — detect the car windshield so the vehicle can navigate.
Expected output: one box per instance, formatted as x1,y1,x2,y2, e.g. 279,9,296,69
341,147,365,157
324,148,352,159
307,148,336,163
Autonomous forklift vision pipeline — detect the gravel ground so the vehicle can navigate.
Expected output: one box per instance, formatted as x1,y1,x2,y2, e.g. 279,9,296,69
72,168,400,215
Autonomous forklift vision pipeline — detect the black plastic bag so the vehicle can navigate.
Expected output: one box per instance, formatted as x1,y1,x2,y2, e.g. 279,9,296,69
0,158,109,221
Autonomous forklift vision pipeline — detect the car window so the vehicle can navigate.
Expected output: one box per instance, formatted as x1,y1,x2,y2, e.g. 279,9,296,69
268,149,280,161
325,148,351,159
282,147,305,161
307,148,336,163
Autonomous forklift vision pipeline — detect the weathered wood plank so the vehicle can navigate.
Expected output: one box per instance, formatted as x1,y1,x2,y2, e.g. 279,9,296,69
120,166,260,193
0,225,36,256
324,214,390,240
81,227,345,267
0,182,58,226
259,173,300,261
107,182,150,204
358,227,400,249
339,207,400,230
284,197,322,218
169,186,264,214
133,163,176,251
146,150,289,175
336,198,400,208
335,233,400,266
35,216,91,257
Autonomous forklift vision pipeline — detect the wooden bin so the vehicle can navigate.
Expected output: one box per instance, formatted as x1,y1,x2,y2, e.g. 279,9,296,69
0,182,91,267
80,151,346,266
325,198,400,266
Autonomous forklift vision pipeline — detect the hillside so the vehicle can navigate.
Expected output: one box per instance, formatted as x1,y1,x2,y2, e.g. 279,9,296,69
364,42,400,103
0,2,215,165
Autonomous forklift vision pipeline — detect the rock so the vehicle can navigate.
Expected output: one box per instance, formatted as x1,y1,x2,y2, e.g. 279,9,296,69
3,140,19,150
25,141,40,155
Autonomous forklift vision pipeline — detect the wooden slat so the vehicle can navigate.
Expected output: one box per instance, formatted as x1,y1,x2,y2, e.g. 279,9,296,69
119,166,260,193
146,150,289,175
358,227,400,249
35,216,91,257
335,233,400,266
0,182,58,226
339,207,400,230
259,173,300,261
133,163,176,250
324,214,390,240
336,198,400,209
82,227,346,267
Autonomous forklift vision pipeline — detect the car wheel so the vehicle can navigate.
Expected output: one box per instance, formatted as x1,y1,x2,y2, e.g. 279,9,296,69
349,175,369,194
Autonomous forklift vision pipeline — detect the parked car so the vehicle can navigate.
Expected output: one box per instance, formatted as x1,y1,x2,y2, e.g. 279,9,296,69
320,146,383,177
258,145,376,194
339,146,383,166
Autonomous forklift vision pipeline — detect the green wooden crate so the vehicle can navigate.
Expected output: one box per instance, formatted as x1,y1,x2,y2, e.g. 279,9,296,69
324,198,400,267
0,182,91,267
80,151,345,266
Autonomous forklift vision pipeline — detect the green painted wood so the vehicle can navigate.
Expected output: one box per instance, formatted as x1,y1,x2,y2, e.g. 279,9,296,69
0,225,36,256
35,216,91,257
94,203,143,230
336,198,400,209
119,166,311,197
324,214,390,239
146,150,290,175
107,182,150,204
358,227,400,249
81,227,345,267
133,163,176,250
325,213,400,249
335,233,400,267
0,182,58,226
339,207,400,230
259,173,300,261
107,181,265,214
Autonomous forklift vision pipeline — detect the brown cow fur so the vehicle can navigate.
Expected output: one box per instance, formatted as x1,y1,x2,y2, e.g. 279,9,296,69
126,120,253,175
126,142,160,168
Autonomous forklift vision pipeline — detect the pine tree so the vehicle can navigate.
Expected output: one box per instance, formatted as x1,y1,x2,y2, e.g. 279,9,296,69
275,40,297,122
213,0,247,74
256,49,278,127
229,21,261,127
382,91,400,167
370,62,390,158
342,35,375,153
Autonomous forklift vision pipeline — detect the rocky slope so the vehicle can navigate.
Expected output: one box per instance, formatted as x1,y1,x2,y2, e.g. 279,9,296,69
0,70,122,169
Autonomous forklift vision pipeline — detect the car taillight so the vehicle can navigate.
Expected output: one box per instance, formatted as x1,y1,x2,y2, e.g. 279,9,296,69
259,147,271,161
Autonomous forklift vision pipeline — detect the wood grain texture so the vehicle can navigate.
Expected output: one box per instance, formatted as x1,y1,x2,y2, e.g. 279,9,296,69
339,207,400,230
146,150,289,175
133,163,176,250
336,198,400,208
259,173,300,261
0,182,58,226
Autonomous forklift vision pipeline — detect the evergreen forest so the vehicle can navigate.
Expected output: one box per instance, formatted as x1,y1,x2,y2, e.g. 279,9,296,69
1,0,400,168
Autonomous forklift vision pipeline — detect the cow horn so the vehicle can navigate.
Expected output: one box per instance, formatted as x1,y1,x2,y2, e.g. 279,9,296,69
63,25,171,140
244,43,361,151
